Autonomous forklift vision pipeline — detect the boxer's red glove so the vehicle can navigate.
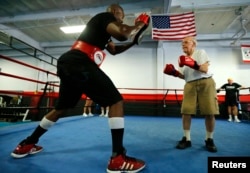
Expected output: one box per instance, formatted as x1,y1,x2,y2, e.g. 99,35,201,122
178,55,200,70
163,64,180,77
135,13,150,25
133,14,150,45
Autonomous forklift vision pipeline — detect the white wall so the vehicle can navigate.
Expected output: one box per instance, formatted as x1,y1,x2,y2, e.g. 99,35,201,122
101,44,159,94
0,56,59,92
0,40,250,95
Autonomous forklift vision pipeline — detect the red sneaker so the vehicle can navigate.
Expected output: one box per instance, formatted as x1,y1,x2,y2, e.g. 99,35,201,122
107,154,145,173
11,143,43,158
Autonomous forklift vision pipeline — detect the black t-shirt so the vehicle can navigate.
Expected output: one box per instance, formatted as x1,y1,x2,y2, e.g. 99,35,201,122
77,12,116,50
221,83,241,99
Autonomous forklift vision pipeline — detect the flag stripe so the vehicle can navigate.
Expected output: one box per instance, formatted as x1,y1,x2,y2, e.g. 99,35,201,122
151,12,197,41
153,29,196,37
153,25,196,33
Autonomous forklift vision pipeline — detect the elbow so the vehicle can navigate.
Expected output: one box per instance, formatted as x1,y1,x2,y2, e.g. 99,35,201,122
117,25,131,41
200,70,208,73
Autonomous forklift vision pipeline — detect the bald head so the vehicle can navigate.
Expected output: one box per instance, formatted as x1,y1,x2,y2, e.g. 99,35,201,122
182,36,197,56
183,36,197,46
228,78,233,84
106,4,123,12
106,4,124,23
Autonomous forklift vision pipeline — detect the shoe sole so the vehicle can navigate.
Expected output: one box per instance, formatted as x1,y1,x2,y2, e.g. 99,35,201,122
176,145,191,149
106,164,145,173
206,147,217,153
176,142,192,149
11,148,43,159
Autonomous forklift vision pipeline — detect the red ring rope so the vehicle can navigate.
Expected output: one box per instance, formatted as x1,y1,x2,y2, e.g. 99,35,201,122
0,54,57,76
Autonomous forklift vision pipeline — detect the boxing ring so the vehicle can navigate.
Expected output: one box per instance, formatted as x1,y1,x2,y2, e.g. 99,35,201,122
162,89,183,107
1,51,250,122
0,53,60,121
0,30,186,121
1,30,250,122
0,51,185,121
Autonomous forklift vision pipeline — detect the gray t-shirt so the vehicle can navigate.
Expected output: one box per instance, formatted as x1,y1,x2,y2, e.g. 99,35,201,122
179,49,213,82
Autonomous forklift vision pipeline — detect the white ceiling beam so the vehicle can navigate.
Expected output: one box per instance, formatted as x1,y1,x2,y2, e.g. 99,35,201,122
0,24,43,50
172,0,250,9
39,33,250,48
0,8,152,23
0,2,155,23
164,0,172,13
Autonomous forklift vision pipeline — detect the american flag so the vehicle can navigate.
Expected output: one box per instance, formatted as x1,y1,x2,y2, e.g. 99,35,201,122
151,12,196,41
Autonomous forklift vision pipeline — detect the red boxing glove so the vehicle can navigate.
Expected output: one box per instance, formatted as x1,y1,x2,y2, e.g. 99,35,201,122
135,13,150,25
163,64,180,77
178,55,200,70
133,13,150,45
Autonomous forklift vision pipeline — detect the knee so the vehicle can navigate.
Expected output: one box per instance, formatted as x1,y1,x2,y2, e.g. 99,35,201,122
205,115,214,120
46,109,65,121
111,100,123,106
109,100,123,117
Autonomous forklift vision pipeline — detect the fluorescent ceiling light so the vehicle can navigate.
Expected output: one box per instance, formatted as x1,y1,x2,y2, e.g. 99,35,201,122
60,25,86,34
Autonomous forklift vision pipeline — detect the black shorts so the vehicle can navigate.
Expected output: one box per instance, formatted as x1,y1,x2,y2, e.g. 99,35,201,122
55,50,122,110
225,96,238,106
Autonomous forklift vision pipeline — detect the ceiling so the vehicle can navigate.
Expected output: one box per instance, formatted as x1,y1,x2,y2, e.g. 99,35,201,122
0,0,250,57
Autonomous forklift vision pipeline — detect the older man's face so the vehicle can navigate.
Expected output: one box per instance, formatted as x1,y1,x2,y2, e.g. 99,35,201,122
182,37,195,55
228,79,233,84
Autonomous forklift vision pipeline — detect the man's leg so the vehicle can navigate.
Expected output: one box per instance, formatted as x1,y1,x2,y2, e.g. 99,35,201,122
11,109,64,158
105,107,109,117
83,105,88,117
176,114,192,149
99,107,105,116
106,100,145,173
87,100,94,116
227,106,232,122
232,105,240,122
205,115,217,152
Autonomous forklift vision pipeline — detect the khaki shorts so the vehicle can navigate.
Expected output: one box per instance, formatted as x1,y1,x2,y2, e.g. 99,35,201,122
181,77,219,115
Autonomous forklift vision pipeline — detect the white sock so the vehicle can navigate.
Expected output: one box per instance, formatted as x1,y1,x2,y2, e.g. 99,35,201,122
184,130,191,141
206,131,213,140
40,117,55,130
108,117,124,129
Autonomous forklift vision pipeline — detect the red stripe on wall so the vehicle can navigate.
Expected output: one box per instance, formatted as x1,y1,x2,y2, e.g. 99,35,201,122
0,90,249,103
